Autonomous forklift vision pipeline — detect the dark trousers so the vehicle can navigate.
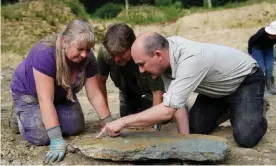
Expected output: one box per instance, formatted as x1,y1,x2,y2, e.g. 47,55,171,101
189,67,267,148
119,91,152,117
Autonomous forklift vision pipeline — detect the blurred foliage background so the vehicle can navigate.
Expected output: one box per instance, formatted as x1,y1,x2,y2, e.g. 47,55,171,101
1,0,275,57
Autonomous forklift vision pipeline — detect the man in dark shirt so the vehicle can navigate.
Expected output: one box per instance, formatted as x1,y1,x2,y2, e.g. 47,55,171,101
248,21,276,94
97,23,164,130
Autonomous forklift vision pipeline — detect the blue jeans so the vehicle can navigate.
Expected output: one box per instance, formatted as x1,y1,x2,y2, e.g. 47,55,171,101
189,67,267,148
252,48,274,77
12,95,84,146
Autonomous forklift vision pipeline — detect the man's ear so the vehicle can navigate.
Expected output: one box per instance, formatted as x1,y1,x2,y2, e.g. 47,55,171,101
155,50,163,62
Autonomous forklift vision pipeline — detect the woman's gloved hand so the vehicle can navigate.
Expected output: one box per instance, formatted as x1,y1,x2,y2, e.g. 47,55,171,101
44,126,67,164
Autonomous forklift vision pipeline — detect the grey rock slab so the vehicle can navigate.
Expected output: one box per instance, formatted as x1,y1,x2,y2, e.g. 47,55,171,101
73,129,229,161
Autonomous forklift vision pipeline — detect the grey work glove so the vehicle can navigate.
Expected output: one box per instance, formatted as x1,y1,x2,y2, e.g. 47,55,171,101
44,126,67,164
99,115,113,127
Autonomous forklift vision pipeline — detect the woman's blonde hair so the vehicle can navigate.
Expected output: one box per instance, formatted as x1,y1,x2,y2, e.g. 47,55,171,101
40,19,95,101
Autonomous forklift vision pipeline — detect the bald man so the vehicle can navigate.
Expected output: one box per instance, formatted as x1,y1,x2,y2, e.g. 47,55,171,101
97,32,267,148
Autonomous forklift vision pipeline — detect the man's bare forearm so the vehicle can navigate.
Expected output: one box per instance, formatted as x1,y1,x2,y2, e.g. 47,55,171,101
121,103,176,127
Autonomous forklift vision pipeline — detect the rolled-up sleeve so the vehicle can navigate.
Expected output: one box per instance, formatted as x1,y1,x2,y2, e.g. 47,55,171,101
163,55,210,109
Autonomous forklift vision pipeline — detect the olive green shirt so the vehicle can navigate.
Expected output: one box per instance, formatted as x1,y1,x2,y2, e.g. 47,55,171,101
97,45,164,96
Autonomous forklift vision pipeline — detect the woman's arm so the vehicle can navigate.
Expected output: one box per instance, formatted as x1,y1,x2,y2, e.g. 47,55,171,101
33,68,58,129
85,75,111,119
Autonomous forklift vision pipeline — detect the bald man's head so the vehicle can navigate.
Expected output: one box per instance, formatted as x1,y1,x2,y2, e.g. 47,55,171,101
132,32,169,57
131,32,170,79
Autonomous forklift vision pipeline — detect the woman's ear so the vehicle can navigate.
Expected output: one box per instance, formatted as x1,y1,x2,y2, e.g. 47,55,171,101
60,37,69,49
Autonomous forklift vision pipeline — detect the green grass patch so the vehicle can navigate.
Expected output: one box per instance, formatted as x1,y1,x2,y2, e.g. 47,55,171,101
93,3,123,19
63,0,90,21
116,3,183,25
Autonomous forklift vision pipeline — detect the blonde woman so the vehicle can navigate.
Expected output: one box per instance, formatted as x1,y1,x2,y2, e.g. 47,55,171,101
10,20,112,163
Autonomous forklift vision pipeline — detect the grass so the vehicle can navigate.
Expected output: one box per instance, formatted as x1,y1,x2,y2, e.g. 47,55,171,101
63,0,90,21
115,2,183,25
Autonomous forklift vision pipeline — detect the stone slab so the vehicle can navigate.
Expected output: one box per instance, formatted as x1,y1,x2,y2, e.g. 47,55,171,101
73,129,229,161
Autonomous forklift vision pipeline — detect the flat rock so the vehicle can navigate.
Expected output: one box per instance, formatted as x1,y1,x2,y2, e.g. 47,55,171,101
73,129,229,161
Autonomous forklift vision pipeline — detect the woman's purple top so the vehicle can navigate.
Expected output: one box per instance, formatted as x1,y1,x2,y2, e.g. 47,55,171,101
10,43,97,103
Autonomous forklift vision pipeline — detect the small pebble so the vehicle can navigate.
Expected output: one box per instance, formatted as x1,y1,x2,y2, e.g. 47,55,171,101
30,146,34,151
2,149,10,156
12,160,22,165
8,137,15,142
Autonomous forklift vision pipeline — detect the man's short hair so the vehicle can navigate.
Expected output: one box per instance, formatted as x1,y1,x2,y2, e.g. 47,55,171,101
143,32,169,56
103,23,135,55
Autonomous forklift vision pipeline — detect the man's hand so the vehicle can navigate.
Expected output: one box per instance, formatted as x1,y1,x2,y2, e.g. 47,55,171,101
96,118,125,138
44,137,66,164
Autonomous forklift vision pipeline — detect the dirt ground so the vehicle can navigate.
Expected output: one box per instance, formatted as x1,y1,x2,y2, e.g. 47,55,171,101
1,3,276,165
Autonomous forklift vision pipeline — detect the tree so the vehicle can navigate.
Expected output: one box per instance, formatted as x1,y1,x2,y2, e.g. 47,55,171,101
208,0,212,8
125,0,129,15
